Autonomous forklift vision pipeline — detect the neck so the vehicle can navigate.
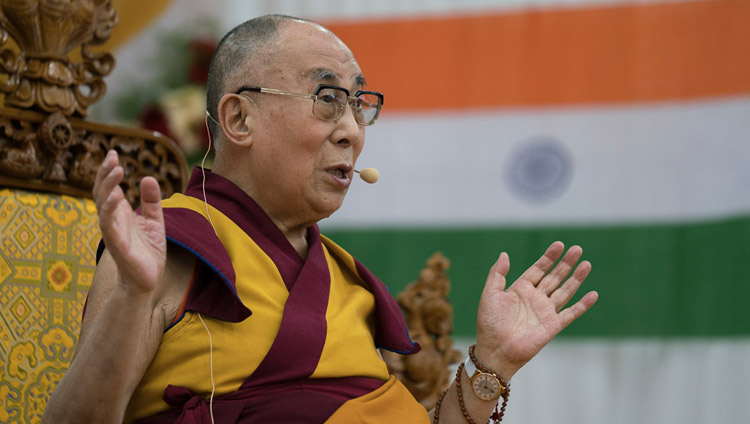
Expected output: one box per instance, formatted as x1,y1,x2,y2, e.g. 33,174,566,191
212,160,313,260
273,221,309,260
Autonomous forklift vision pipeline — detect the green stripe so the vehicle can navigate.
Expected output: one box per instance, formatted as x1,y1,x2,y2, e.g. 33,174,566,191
324,215,750,338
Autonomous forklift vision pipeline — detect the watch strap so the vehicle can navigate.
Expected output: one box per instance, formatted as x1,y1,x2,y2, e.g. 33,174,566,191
468,344,509,387
464,353,504,402
464,355,478,377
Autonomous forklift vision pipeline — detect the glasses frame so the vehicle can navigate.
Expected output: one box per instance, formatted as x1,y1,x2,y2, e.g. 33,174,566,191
235,84,384,126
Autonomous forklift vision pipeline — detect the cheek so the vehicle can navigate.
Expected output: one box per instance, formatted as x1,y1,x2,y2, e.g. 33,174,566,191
353,137,366,163
290,140,329,181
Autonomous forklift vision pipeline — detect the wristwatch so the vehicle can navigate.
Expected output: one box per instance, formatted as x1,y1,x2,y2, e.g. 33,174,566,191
464,355,505,401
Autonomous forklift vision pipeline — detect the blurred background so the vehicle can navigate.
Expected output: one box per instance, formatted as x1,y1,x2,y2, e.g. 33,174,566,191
95,0,750,422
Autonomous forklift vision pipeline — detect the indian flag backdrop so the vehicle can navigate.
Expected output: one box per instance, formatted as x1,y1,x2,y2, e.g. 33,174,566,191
316,1,750,423
322,0,750,337
102,0,749,423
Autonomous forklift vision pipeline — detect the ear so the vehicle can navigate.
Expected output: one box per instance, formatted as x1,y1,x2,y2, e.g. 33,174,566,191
217,94,255,147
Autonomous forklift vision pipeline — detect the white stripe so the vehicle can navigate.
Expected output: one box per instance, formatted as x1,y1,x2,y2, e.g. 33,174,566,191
449,338,750,424
326,96,750,228
224,0,701,25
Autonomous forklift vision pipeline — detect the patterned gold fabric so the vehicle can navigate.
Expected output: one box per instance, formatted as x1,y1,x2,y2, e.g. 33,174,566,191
0,188,99,424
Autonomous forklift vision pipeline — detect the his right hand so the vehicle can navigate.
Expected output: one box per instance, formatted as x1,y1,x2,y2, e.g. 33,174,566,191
92,149,167,295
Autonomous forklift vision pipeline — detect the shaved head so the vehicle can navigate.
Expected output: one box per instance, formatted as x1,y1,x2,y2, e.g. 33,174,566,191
206,14,323,142
205,13,368,230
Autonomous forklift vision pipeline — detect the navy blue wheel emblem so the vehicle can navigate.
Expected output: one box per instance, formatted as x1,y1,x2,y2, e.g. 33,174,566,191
505,137,573,203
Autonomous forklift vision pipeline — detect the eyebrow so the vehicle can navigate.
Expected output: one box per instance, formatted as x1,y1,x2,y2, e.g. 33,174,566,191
310,68,367,89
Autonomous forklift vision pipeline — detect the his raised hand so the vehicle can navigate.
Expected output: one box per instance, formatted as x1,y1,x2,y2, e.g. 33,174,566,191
475,242,599,380
92,150,167,294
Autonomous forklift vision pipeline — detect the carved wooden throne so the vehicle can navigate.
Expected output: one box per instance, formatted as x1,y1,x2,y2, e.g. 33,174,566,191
0,1,188,422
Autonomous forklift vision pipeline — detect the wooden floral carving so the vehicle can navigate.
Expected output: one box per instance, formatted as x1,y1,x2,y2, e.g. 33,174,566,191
0,0,188,205
0,0,117,117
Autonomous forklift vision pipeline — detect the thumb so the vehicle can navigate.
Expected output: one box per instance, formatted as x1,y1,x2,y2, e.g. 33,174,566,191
139,176,163,224
482,252,510,296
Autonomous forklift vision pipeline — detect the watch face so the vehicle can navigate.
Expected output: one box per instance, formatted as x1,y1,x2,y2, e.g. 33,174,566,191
471,373,501,401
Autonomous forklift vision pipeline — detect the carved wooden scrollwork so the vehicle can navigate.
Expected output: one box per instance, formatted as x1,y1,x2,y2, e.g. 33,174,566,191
382,252,463,409
0,107,188,206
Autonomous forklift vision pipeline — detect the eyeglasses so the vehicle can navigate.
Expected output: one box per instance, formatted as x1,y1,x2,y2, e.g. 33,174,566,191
235,84,384,126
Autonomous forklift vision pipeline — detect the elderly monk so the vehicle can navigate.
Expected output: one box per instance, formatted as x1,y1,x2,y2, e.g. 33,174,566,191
43,14,598,424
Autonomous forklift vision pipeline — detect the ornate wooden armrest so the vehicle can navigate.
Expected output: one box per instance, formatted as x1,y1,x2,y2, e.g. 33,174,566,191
0,107,188,206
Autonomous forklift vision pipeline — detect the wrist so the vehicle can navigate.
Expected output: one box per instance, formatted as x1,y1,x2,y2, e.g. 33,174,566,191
473,343,519,382
449,345,513,423
112,278,159,308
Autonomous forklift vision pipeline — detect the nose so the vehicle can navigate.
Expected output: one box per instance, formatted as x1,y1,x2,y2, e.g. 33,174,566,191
332,101,364,146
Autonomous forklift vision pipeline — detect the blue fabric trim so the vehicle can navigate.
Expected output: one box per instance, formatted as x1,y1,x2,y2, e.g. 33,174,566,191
165,310,187,332
377,341,420,355
166,235,238,297
377,321,420,354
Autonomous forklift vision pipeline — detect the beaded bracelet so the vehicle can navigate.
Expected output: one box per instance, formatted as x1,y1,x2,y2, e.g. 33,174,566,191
455,362,479,423
433,356,511,423
433,363,510,424
433,381,450,423
467,344,511,423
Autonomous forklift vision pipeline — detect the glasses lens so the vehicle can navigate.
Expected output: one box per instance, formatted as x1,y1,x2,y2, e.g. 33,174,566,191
355,93,382,126
314,87,347,120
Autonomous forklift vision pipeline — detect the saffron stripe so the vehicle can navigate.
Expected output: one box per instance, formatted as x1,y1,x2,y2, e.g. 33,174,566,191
322,0,750,110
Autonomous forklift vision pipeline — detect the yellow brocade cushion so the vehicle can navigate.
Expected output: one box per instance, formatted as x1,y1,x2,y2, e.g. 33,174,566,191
0,189,99,424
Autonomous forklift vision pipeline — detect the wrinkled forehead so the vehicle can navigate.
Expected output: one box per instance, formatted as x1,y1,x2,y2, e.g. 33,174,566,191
267,21,366,90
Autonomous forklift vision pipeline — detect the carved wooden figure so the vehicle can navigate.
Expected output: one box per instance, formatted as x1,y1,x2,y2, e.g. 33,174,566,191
382,252,463,409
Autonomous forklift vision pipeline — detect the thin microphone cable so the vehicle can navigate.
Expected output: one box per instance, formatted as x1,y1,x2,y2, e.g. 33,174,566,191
197,313,215,424
198,112,219,424
202,113,219,237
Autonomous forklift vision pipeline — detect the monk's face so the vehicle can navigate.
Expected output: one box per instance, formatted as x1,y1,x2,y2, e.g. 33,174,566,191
244,20,367,226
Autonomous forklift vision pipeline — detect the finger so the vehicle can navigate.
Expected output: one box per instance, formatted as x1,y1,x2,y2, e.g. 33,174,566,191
537,245,583,295
515,241,565,287
549,260,592,311
138,176,163,224
96,163,125,218
94,151,124,215
95,161,129,254
557,291,599,330
482,252,510,296
93,150,118,202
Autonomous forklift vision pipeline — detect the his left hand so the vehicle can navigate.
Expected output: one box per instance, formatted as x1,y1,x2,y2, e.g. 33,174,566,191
475,241,599,380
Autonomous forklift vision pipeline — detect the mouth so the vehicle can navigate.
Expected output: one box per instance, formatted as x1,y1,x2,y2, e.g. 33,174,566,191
328,168,348,178
325,164,353,186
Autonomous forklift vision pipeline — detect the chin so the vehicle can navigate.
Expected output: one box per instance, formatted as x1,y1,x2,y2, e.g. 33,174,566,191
311,198,346,221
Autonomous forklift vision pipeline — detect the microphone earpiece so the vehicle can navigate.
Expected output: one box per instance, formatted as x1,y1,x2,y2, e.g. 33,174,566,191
354,168,379,184
205,110,220,126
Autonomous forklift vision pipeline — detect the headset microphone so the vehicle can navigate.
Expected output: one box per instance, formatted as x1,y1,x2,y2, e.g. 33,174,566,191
354,168,379,184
